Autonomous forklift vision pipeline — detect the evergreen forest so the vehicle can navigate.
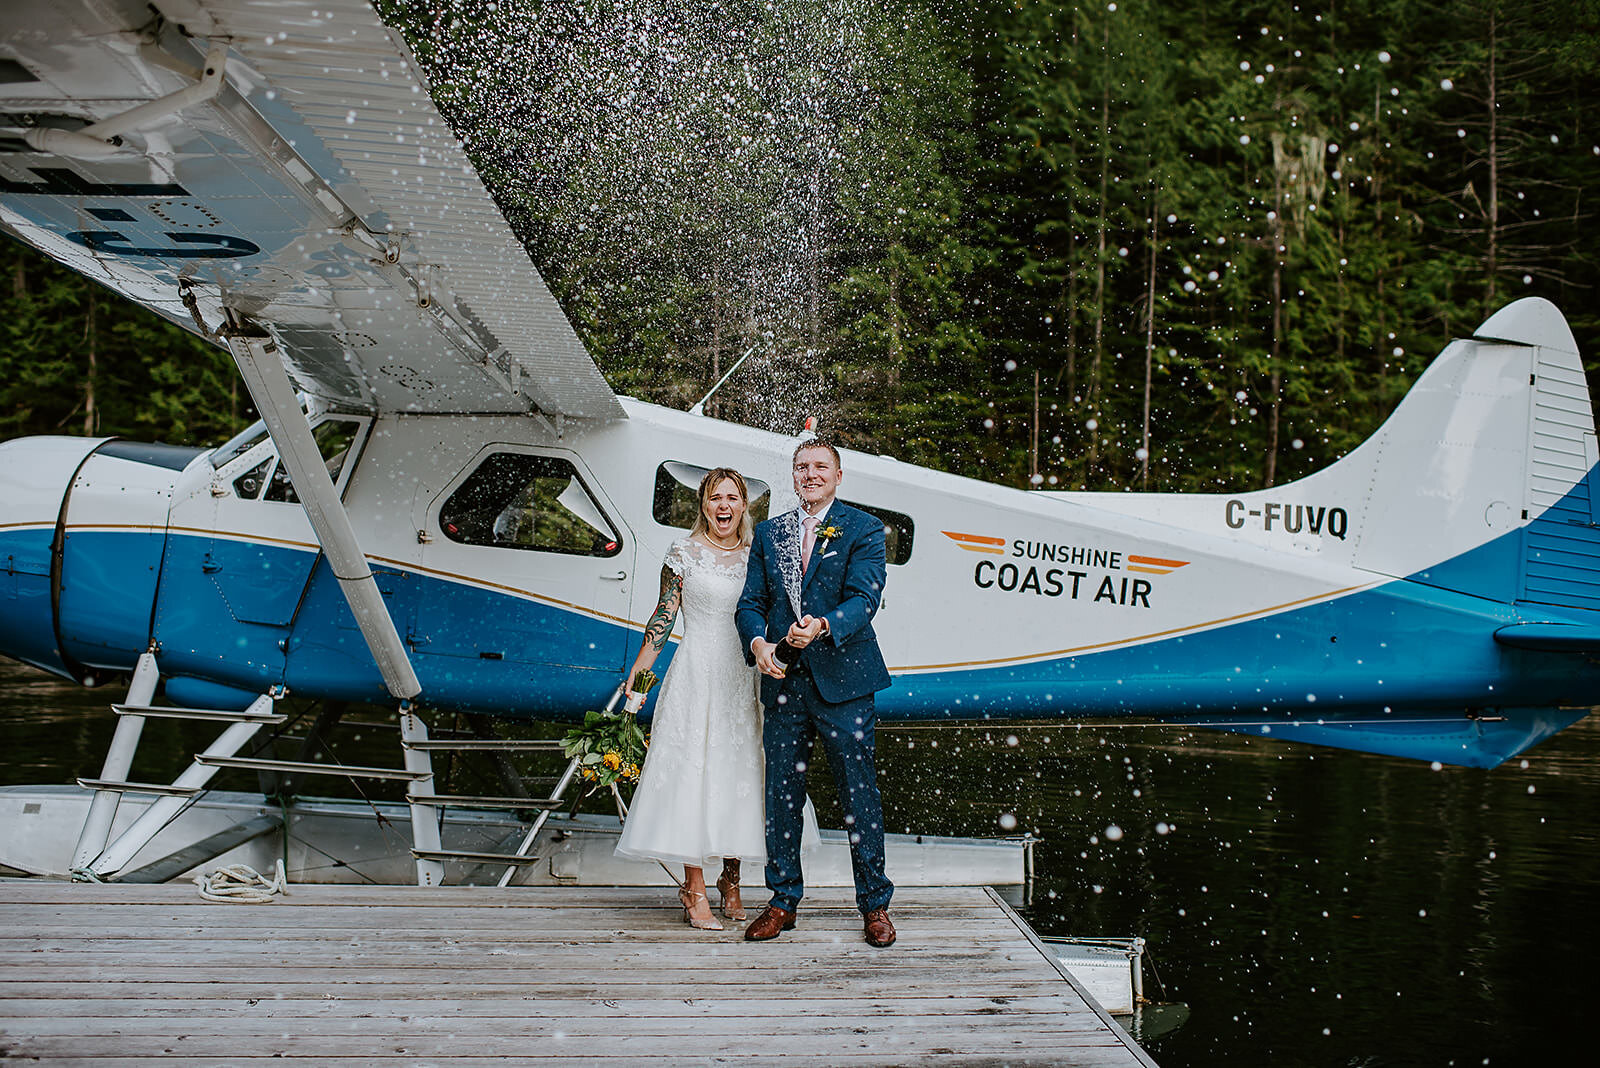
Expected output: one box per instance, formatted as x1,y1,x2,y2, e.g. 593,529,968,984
4,0,1598,495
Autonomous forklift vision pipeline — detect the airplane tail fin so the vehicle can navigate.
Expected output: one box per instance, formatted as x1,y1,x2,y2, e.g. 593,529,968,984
1211,297,1600,614
1053,298,1600,766
1077,298,1600,617
1225,298,1600,766
1363,300,1600,617
1339,298,1600,612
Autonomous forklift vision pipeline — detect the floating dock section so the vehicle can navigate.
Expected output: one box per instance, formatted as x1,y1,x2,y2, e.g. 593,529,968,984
0,880,1157,1066
0,787,1034,892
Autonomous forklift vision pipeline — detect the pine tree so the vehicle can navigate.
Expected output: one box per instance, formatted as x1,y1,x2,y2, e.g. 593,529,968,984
829,4,984,469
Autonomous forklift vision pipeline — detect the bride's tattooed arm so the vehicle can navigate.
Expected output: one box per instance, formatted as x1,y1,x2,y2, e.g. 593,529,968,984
623,563,683,689
643,565,684,651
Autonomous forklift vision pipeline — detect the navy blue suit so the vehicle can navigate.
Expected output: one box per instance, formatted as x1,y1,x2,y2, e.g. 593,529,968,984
736,501,894,915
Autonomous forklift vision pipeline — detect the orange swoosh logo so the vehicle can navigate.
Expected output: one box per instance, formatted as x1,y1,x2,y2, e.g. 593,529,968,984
942,530,1007,555
1127,553,1190,575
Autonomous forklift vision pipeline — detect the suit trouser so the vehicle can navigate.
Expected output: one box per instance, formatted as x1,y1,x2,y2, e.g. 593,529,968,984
762,667,894,915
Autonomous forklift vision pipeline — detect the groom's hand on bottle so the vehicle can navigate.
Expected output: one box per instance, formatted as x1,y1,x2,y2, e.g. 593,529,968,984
752,638,786,679
786,615,825,647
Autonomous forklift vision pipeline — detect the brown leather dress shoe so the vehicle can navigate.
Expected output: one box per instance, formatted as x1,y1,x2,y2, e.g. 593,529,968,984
863,907,896,947
744,904,797,941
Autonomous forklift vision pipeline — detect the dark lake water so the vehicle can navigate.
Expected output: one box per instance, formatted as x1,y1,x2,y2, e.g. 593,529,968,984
3,656,1595,1067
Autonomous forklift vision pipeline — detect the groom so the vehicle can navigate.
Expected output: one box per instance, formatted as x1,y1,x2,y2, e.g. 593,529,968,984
736,438,896,947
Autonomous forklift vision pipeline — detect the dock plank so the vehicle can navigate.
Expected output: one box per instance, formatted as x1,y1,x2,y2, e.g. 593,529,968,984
0,884,991,906
0,995,1082,1018
0,880,1156,1066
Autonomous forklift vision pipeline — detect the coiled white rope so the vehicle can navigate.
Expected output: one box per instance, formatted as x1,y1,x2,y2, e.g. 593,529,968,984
192,859,288,903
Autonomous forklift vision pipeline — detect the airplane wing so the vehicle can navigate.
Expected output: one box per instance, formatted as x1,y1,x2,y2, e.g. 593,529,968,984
0,0,623,422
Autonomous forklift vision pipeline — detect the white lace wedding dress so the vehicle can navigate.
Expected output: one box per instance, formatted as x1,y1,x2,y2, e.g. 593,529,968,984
614,537,772,868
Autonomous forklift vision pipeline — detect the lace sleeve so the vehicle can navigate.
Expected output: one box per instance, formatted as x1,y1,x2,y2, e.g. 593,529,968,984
663,538,692,576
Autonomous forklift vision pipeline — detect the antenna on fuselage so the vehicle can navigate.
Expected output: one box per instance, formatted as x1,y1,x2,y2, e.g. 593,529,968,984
688,344,758,416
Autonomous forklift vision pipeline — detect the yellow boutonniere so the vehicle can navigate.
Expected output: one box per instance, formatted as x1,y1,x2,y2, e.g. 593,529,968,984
818,524,843,540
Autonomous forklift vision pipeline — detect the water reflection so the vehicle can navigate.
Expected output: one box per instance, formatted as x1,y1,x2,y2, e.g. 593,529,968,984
871,717,1599,1066
2,659,1594,1066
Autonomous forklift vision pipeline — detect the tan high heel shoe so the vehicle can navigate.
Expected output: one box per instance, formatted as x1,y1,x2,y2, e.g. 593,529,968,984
716,871,746,921
678,887,724,931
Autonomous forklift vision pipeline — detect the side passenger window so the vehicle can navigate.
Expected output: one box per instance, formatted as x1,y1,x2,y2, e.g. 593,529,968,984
442,453,622,558
652,462,771,527
841,500,915,565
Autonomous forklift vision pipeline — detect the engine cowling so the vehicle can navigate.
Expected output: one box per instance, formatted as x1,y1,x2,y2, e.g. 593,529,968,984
0,437,204,681
0,435,108,679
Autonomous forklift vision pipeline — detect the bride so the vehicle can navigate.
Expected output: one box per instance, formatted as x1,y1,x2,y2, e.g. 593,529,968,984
614,467,767,930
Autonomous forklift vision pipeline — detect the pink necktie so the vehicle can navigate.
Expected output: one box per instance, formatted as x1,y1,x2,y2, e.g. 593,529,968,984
801,515,819,574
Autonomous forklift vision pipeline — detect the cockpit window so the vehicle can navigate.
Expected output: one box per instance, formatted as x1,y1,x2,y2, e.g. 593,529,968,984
232,458,271,500
441,452,622,557
262,418,365,504
262,461,295,502
652,462,771,528
212,421,270,468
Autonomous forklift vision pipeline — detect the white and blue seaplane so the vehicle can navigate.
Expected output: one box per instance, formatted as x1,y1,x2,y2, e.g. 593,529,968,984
0,0,1595,890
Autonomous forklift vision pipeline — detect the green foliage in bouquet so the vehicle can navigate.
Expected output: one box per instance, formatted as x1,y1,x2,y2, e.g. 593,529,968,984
561,669,655,793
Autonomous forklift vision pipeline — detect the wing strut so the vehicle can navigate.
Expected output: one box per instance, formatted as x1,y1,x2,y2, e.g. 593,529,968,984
222,326,421,700
22,43,229,159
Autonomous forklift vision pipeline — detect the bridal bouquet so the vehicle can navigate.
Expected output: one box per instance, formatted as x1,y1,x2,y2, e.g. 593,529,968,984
562,669,654,793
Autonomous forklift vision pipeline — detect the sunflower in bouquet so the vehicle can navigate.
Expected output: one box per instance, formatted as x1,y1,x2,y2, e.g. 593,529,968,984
562,669,655,796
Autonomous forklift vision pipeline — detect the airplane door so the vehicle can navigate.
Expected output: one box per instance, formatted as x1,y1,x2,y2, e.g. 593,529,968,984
415,445,636,692
158,414,371,687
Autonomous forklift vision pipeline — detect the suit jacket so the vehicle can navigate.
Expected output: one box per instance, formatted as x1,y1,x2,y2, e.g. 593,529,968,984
736,500,892,707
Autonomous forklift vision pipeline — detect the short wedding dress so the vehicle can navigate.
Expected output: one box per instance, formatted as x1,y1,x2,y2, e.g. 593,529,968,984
615,537,776,868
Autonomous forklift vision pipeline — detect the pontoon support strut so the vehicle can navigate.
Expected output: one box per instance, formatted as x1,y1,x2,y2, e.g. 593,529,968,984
69,650,159,873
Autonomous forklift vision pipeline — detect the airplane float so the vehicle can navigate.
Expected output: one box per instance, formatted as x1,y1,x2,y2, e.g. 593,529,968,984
0,0,1596,884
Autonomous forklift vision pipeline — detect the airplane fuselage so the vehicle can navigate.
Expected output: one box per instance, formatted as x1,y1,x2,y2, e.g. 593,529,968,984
3,389,1594,769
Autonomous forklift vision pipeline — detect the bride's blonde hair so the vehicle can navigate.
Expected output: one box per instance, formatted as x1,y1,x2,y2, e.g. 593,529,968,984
689,467,753,546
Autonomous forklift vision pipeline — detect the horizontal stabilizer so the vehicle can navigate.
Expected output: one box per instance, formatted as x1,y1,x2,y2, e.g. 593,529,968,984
1493,622,1600,652
1206,706,1590,769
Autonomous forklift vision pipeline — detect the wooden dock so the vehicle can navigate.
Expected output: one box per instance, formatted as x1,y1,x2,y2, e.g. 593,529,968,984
0,880,1157,1066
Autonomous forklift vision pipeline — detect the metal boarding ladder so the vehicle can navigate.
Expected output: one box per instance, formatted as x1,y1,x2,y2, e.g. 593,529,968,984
160,704,446,885
201,700,606,887
400,688,622,888
73,653,611,887
71,651,288,880
71,652,437,883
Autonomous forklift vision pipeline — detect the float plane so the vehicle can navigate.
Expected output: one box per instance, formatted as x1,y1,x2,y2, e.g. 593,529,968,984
0,0,1596,881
